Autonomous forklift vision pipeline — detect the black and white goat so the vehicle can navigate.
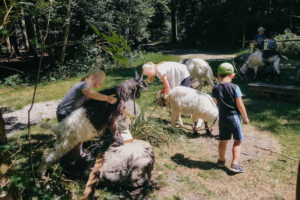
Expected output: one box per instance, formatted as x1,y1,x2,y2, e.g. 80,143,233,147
37,72,147,177
240,50,288,81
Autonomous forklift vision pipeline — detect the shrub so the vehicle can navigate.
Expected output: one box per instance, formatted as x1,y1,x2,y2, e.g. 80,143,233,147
3,74,24,87
276,29,300,58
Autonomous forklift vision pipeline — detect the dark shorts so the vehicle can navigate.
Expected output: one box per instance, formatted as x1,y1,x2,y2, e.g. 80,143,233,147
219,115,244,141
57,113,68,122
180,76,191,87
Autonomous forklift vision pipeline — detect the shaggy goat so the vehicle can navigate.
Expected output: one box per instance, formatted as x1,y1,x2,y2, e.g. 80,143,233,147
240,50,288,80
37,73,147,177
165,86,218,135
180,58,216,89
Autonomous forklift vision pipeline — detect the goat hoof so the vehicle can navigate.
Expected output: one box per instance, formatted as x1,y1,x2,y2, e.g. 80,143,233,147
192,131,199,137
206,130,212,136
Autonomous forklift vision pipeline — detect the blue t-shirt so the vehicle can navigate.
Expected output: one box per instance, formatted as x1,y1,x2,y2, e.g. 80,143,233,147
57,81,89,116
254,33,266,50
267,39,277,50
212,82,242,118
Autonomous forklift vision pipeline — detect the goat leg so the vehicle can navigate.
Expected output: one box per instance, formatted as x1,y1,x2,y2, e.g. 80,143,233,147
111,119,124,146
82,153,105,200
205,122,212,136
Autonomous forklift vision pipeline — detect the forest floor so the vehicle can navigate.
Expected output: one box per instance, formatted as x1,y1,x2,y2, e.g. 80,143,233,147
1,52,299,199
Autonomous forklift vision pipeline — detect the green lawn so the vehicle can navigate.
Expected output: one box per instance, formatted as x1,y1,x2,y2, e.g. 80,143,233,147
1,52,299,199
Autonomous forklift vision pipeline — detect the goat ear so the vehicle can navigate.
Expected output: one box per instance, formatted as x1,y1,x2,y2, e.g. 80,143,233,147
135,70,139,80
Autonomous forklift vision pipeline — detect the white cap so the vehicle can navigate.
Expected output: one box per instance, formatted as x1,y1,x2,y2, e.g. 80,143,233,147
258,27,266,31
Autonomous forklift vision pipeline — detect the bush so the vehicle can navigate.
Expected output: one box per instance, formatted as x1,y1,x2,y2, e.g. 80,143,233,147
3,74,25,87
276,29,300,58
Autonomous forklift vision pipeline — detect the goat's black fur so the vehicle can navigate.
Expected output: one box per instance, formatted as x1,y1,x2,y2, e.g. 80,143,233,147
83,73,147,145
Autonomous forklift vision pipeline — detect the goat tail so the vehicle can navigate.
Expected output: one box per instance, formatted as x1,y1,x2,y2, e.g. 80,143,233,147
40,123,53,130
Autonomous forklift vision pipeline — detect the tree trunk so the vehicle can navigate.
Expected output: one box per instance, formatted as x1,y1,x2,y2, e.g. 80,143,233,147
5,37,12,61
242,23,246,49
0,110,11,166
19,10,30,54
24,15,37,57
60,0,72,64
297,161,300,200
10,26,21,57
171,0,177,44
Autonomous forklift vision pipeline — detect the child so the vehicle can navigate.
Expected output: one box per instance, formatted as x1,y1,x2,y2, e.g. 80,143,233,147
212,63,249,173
253,27,266,52
56,70,117,168
142,61,191,105
267,32,277,50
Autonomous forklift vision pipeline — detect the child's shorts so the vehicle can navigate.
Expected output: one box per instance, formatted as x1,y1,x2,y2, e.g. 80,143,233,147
219,115,244,141
180,77,191,87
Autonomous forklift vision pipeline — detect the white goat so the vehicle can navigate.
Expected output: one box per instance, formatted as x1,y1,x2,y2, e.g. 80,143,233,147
180,58,216,89
240,50,288,80
37,108,100,177
165,86,218,135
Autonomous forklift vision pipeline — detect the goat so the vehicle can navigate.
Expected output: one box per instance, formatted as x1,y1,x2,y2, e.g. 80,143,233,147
37,72,147,177
180,58,216,90
240,50,288,81
165,86,218,135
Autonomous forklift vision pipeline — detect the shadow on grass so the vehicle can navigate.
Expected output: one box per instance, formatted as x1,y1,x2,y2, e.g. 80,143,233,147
96,181,157,200
171,153,238,176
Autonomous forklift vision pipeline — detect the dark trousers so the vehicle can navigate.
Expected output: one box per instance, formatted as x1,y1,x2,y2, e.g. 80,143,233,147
180,76,191,87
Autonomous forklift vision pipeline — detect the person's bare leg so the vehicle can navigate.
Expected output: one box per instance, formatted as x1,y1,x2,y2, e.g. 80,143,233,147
218,140,228,161
232,140,242,164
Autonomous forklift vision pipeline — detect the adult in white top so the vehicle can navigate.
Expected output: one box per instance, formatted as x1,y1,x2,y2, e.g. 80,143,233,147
142,62,191,97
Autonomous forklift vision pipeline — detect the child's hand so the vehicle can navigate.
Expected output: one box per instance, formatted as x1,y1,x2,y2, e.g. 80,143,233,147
107,94,117,104
243,117,249,124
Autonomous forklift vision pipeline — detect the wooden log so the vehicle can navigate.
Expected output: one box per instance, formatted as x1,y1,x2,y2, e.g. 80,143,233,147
82,153,105,200
248,82,300,95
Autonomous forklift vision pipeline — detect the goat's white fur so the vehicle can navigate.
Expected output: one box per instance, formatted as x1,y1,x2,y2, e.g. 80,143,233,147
181,58,215,88
165,86,218,130
240,52,286,78
37,108,101,176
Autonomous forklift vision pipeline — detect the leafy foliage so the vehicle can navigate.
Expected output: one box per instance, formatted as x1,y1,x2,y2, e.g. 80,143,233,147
3,74,24,87
276,29,300,58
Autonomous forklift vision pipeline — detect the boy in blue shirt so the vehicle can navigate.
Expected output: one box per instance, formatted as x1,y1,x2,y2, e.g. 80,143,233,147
212,63,249,173
253,27,266,52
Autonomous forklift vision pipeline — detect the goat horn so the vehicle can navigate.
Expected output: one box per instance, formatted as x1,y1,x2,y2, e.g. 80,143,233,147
135,70,139,80
139,72,143,81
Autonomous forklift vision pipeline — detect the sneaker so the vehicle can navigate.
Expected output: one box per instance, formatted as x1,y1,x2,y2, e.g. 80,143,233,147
217,159,226,167
230,164,245,173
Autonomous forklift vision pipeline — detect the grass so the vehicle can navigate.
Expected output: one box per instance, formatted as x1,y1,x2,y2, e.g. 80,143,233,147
1,52,299,199
0,52,180,109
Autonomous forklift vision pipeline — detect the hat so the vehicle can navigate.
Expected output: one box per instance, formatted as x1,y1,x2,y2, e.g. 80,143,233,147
218,62,234,75
257,27,266,31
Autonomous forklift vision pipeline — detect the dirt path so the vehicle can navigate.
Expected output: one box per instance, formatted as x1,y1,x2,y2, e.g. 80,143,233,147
163,49,237,60
3,100,59,136
150,123,291,199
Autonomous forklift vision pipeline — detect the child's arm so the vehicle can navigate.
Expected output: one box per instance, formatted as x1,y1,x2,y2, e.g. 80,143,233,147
236,97,249,124
82,88,117,104
161,75,170,106
161,75,170,94
213,98,217,105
